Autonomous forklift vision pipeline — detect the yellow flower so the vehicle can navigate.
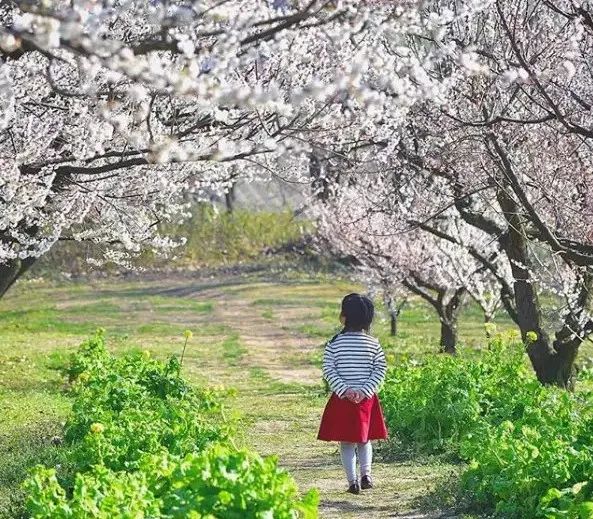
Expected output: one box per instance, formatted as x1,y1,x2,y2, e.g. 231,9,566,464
484,323,497,336
183,330,193,340
507,329,520,340
142,350,151,360
90,423,105,434
77,372,90,383
525,331,538,343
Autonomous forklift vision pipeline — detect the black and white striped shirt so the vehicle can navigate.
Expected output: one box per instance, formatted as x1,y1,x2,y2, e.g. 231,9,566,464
322,331,387,399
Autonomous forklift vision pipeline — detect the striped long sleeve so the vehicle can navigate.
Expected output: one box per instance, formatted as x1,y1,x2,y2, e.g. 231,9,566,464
322,340,349,397
321,332,387,399
360,347,387,398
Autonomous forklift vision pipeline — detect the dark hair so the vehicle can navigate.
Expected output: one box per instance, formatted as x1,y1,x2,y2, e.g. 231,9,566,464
341,293,374,332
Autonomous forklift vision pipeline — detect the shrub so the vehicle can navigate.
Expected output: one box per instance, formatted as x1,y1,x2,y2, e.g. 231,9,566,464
380,335,535,454
175,205,307,267
379,334,593,518
25,448,318,519
32,205,308,275
461,391,593,517
24,465,159,518
65,331,110,382
64,343,228,472
147,447,318,519
24,331,318,518
538,481,593,518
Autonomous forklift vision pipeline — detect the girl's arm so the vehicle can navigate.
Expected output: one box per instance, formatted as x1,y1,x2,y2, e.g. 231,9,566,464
360,344,387,399
322,343,349,397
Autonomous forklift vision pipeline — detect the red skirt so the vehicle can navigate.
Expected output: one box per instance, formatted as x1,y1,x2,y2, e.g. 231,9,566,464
318,393,388,443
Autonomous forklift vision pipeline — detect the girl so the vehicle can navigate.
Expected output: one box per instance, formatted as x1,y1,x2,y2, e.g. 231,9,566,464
317,293,388,494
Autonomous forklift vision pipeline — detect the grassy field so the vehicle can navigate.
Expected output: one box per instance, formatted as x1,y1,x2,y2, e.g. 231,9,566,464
0,272,522,518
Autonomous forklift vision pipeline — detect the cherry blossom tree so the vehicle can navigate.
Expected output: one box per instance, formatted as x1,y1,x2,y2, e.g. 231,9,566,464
297,0,593,384
386,0,593,386
370,275,408,337
0,0,490,297
310,178,508,352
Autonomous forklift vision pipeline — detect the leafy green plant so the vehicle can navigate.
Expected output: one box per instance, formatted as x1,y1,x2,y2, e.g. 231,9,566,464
538,481,593,519
379,334,593,518
460,390,593,517
146,447,318,519
380,334,533,454
23,332,318,518
64,330,110,382
24,465,160,518
25,448,318,519
62,337,229,473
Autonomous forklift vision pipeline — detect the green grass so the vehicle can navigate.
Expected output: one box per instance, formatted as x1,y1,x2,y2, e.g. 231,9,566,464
0,421,71,519
295,322,334,338
169,206,309,267
0,390,72,518
221,334,246,366
261,308,274,320
0,307,95,335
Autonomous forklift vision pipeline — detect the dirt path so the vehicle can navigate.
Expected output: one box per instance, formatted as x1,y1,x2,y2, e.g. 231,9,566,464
174,277,461,519
213,295,320,384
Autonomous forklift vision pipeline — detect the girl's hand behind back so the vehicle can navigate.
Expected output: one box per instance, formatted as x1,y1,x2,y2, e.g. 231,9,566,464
346,389,364,404
344,388,357,401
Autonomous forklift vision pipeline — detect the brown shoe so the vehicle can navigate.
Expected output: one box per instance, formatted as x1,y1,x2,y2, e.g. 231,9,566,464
361,475,373,489
347,482,361,494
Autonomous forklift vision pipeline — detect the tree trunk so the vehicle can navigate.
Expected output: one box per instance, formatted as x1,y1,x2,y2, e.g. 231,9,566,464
309,152,340,202
534,339,579,388
309,153,329,201
386,296,405,337
439,287,466,354
224,183,236,213
496,186,576,386
440,320,458,354
403,279,465,354
451,138,591,386
390,313,397,336
0,258,36,298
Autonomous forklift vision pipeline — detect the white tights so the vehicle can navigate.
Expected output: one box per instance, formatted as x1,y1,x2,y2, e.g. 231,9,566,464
340,441,372,484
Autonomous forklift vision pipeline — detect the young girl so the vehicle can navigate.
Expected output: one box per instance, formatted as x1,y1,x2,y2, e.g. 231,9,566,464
317,293,388,494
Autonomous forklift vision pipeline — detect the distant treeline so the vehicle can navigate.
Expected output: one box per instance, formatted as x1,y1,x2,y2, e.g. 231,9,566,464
31,204,310,278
